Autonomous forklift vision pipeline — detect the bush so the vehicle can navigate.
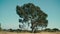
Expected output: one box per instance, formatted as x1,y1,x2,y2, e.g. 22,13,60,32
52,28,59,32
44,28,51,32
8,29,14,32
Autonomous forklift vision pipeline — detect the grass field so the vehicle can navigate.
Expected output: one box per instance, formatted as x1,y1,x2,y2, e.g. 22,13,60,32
0,31,60,34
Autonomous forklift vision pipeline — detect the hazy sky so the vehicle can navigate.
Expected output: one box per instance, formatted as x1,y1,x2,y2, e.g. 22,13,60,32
0,0,60,29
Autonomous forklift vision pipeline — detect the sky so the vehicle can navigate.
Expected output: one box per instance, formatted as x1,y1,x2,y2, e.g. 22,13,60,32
0,0,60,29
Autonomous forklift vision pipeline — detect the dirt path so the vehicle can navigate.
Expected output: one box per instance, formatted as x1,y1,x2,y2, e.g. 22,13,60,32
0,31,60,34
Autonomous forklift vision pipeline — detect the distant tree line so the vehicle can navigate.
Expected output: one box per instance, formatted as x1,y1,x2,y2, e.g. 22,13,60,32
0,23,60,32
44,28,60,32
1,28,60,33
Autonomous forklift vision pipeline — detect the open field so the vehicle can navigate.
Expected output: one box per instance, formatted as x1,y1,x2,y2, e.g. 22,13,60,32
0,31,60,34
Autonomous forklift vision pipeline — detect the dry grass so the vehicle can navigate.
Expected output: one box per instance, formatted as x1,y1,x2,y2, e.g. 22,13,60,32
0,31,60,34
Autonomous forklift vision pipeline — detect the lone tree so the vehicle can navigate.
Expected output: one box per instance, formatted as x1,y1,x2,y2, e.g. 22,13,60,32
16,3,48,33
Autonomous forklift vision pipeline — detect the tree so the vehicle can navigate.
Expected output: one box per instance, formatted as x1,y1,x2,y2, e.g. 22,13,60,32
9,28,13,32
16,3,48,33
52,28,59,32
44,28,51,32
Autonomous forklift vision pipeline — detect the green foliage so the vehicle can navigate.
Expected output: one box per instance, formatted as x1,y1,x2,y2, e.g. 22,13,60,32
0,27,2,31
8,29,13,32
52,28,59,32
16,3,48,33
0,23,2,31
44,28,51,32
44,28,60,32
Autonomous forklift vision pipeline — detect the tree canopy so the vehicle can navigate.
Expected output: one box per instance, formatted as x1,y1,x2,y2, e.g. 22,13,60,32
16,3,48,33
